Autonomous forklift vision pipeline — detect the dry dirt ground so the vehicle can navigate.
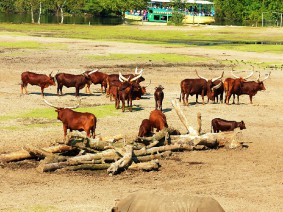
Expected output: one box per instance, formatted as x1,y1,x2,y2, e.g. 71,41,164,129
0,27,283,211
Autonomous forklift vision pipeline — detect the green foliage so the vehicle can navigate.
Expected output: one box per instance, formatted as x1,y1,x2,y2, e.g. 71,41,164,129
170,11,185,26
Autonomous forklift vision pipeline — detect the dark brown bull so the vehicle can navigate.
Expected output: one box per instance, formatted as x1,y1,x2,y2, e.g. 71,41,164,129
224,68,254,104
55,70,97,97
105,68,145,95
149,109,168,132
20,71,56,96
154,85,164,111
211,118,246,133
196,71,224,103
138,119,152,137
236,72,271,104
84,70,108,94
115,72,142,112
43,99,97,141
180,71,223,105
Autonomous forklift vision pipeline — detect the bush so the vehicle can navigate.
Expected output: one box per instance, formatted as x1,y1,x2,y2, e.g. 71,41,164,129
170,11,185,26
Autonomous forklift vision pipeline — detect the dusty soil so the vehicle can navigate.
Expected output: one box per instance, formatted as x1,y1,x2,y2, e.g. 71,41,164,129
0,28,283,211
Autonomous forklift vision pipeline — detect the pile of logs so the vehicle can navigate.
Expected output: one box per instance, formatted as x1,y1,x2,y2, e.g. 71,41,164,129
0,100,248,175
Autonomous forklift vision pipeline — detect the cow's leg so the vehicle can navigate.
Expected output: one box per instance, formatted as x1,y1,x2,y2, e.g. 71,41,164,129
155,100,158,110
185,93,189,106
237,95,240,105
249,95,253,104
40,87,44,97
196,94,198,103
122,99,125,112
75,87,80,97
129,99,132,112
63,125,68,143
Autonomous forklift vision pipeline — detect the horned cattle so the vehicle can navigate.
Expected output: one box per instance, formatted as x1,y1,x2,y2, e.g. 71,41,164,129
84,70,108,94
20,71,56,96
43,99,97,141
55,70,97,97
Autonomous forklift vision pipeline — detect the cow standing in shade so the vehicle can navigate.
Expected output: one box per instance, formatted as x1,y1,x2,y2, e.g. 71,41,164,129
20,71,56,96
154,85,164,111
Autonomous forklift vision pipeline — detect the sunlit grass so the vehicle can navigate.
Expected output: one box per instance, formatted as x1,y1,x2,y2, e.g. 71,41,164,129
0,41,67,50
87,53,209,63
1,23,283,45
203,44,283,54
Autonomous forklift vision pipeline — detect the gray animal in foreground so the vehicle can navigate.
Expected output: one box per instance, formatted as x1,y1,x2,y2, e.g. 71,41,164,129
112,191,225,212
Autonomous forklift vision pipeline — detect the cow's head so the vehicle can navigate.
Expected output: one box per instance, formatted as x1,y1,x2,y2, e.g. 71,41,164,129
196,70,223,100
48,71,56,86
238,121,246,130
256,71,271,91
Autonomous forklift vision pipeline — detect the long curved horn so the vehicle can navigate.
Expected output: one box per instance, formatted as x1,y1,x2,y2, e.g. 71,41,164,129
135,67,138,74
119,72,129,82
130,72,142,82
211,81,222,91
261,72,271,82
88,69,98,75
144,79,151,88
195,70,208,81
231,68,240,79
63,99,81,109
244,71,254,79
43,98,59,109
138,68,143,75
212,71,224,82
256,72,261,82
49,71,53,76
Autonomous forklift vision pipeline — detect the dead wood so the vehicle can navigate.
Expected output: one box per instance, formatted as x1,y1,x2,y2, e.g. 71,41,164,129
107,145,133,176
129,160,160,171
0,145,74,163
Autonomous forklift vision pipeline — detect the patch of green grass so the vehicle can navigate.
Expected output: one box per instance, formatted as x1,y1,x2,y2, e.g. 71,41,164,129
1,24,283,46
203,44,283,54
0,41,41,49
87,53,208,63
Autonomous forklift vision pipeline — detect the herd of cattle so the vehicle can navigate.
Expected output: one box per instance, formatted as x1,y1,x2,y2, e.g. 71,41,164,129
20,67,270,140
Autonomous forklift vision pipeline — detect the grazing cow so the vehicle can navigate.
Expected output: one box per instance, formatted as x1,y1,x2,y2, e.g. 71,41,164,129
224,68,254,104
195,71,224,103
154,85,164,111
43,99,97,141
138,119,152,137
236,72,271,104
55,70,97,96
84,70,108,94
149,109,168,132
211,118,246,133
112,191,225,212
115,72,142,112
20,71,56,96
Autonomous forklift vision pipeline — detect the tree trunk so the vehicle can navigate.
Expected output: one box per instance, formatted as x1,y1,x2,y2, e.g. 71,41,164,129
31,6,34,24
37,2,42,24
60,7,64,24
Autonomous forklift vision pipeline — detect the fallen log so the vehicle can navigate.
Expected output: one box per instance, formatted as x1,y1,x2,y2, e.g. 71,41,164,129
0,145,74,163
107,145,133,176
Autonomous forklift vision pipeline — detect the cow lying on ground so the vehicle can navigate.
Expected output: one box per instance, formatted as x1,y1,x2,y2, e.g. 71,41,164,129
20,71,56,96
112,191,225,212
43,99,97,142
211,118,246,133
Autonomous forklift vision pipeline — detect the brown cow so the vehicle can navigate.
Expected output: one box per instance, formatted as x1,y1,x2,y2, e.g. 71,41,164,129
138,119,152,137
154,85,164,111
115,72,142,112
20,71,56,96
84,70,108,94
224,68,254,104
195,71,224,103
236,72,271,104
211,118,246,133
149,109,168,132
55,70,97,97
43,99,97,142
180,78,207,105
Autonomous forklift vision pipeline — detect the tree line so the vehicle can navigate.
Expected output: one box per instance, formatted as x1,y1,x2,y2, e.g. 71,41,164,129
0,0,282,26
